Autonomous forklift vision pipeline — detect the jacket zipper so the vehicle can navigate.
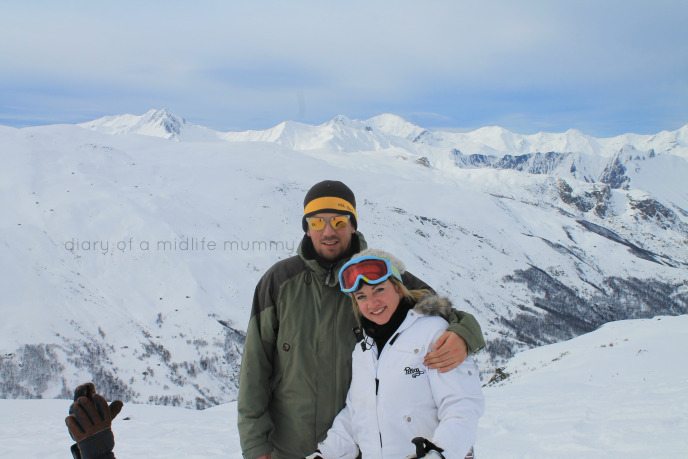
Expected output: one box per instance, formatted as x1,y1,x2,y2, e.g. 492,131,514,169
375,346,384,453
325,264,334,285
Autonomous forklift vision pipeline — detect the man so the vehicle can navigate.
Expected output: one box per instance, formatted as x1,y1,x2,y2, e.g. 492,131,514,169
238,180,485,459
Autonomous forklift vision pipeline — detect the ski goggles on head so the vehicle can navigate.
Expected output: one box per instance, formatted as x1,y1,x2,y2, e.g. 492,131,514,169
306,214,351,231
338,255,402,293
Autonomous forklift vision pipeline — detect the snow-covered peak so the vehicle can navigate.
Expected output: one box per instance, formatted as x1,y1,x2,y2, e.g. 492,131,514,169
139,108,185,135
666,124,688,156
79,109,227,142
470,125,522,150
223,116,406,152
321,114,367,132
420,125,606,157
675,123,688,144
601,124,688,159
74,110,688,158
472,125,515,137
326,114,353,125
80,108,186,140
222,120,311,145
365,113,426,141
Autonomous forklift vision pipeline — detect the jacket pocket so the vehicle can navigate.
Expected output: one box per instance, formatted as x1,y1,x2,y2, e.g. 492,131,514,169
390,344,428,381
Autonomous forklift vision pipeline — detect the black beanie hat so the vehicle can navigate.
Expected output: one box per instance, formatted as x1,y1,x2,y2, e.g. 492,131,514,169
302,180,358,231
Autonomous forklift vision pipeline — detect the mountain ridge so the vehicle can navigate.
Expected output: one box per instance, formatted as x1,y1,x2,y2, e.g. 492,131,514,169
72,108,688,158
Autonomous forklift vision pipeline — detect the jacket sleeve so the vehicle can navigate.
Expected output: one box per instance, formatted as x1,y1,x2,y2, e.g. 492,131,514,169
445,310,485,353
237,272,280,459
428,356,485,457
317,387,359,459
403,271,486,353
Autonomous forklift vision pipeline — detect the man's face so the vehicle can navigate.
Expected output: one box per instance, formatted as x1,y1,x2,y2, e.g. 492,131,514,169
306,212,355,261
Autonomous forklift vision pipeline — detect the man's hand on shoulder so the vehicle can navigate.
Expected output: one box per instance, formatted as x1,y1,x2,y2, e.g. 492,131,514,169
424,331,468,373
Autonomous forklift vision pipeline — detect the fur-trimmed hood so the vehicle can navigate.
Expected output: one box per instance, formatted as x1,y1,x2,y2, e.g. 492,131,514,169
413,294,453,321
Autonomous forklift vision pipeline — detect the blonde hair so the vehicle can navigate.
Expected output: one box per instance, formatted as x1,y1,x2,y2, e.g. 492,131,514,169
350,277,431,321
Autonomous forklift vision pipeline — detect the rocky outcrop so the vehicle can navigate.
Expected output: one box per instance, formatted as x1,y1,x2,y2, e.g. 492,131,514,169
557,179,611,218
452,149,570,175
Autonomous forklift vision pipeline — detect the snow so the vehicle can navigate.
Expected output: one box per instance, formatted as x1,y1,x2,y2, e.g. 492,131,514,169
624,153,688,206
1,315,686,458
479,315,688,458
0,399,241,458
1,108,687,454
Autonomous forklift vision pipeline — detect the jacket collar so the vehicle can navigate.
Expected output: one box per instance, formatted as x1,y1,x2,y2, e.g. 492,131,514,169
297,232,368,287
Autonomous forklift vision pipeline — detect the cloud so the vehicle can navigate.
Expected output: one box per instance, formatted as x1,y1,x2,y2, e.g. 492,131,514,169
1,0,686,134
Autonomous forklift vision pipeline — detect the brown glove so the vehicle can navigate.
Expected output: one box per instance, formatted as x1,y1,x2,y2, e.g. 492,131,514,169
65,382,123,459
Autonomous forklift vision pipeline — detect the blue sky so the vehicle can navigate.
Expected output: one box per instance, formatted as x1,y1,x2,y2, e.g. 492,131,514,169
1,0,687,135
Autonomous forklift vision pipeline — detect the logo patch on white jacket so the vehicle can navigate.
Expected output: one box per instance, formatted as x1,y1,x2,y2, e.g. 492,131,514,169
404,366,425,378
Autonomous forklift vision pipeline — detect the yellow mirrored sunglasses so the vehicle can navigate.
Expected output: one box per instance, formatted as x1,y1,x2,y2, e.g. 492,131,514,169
306,214,351,231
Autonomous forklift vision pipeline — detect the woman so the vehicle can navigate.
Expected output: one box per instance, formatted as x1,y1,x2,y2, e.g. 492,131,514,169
308,249,484,459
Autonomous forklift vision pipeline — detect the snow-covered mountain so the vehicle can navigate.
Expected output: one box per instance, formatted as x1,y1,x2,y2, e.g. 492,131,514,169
80,108,688,157
1,110,686,408
222,113,688,196
366,113,427,141
80,108,225,142
3,314,686,458
221,115,411,152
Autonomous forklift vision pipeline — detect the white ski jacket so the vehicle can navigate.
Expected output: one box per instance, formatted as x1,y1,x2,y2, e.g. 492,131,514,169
317,296,485,459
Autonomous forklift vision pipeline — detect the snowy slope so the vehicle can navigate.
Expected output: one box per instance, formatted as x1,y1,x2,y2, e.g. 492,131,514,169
1,315,685,458
479,314,688,458
0,399,242,458
1,110,687,408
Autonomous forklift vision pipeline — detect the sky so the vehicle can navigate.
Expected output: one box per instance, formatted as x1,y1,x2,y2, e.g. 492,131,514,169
1,0,687,136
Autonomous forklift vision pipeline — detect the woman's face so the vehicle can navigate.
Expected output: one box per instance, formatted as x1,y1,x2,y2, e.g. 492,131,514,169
353,279,402,325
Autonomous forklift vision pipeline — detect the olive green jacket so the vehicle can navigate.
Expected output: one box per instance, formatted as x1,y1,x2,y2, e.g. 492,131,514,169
237,233,485,459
